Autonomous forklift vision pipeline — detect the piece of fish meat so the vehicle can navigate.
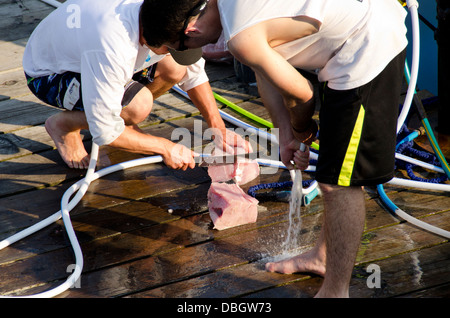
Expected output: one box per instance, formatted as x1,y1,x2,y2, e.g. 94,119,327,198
207,160,260,185
207,182,259,230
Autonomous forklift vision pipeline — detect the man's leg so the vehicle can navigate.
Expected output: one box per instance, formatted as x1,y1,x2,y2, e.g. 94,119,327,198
45,110,90,169
315,183,365,298
27,72,91,169
46,84,154,169
121,56,186,131
145,55,187,98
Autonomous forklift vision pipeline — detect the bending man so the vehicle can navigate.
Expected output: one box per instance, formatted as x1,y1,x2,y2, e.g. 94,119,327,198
139,0,408,297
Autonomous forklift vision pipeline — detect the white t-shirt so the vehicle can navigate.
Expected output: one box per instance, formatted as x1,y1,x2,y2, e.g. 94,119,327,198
23,0,209,146
218,0,408,90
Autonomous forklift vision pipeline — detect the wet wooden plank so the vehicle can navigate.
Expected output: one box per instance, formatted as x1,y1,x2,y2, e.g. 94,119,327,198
0,161,288,258
398,282,450,298
0,125,64,162
0,182,76,238
0,148,445,245
123,210,450,298
129,216,450,299
0,205,317,297
352,242,450,298
2,178,449,297
0,165,212,265
0,147,88,197
136,261,322,298
244,243,450,298
15,210,450,298
0,164,330,251
0,95,60,133
0,172,289,295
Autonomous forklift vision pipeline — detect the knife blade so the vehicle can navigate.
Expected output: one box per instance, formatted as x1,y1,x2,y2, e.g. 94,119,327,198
196,152,259,167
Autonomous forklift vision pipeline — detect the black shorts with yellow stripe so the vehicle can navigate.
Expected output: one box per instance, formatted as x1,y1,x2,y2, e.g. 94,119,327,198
315,49,406,187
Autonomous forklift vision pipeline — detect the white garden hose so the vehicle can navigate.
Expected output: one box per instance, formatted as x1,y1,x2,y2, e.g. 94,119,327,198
397,0,420,133
379,0,450,239
39,0,62,7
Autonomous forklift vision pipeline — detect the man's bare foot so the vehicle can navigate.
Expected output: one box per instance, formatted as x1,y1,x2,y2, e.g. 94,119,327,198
265,248,326,276
45,115,90,169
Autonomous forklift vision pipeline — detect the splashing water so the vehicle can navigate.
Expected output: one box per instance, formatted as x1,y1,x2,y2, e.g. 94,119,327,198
281,169,303,254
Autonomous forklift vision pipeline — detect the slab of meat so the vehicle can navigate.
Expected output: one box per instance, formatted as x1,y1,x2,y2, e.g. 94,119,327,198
207,182,259,230
207,160,260,185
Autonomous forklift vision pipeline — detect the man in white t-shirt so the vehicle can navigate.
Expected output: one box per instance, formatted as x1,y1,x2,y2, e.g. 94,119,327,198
23,0,249,170
140,0,408,297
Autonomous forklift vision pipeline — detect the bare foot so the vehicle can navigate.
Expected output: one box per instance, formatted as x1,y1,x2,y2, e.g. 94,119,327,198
45,115,90,169
265,248,326,277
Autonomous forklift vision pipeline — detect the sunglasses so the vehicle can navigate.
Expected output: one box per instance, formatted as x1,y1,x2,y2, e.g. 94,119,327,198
177,0,209,51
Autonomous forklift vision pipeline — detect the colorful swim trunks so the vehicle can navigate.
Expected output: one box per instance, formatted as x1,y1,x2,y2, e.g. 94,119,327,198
25,64,157,111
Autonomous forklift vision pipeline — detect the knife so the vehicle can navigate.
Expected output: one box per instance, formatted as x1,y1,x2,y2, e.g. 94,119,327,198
196,152,260,167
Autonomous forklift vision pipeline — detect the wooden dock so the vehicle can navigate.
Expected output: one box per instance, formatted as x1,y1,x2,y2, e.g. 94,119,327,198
1,0,449,300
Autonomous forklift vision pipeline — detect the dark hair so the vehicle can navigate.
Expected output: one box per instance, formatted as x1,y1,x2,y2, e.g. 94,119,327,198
140,0,201,47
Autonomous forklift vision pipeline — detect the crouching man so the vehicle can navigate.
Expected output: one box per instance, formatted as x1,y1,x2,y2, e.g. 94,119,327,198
23,0,249,170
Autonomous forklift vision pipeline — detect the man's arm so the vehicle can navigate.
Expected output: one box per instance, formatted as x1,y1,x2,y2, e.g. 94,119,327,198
187,81,251,153
187,81,225,130
227,26,315,131
226,21,317,167
254,69,310,170
109,125,196,170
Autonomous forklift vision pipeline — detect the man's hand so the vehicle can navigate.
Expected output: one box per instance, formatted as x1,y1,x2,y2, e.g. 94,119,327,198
210,127,253,154
280,138,310,171
163,141,196,170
